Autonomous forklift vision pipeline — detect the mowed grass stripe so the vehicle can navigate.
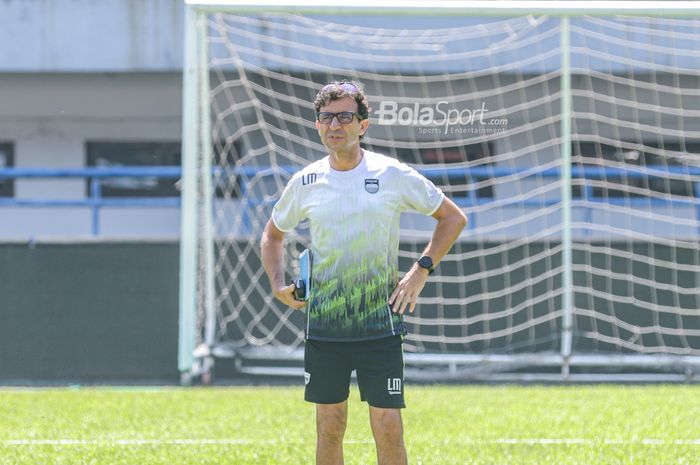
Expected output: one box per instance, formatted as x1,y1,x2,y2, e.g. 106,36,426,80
4,438,700,446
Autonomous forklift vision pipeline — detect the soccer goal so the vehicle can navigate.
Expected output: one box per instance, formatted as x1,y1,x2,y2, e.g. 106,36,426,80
179,1,700,384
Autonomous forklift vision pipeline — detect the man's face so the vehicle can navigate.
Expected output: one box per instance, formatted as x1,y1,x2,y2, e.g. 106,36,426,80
316,96,369,152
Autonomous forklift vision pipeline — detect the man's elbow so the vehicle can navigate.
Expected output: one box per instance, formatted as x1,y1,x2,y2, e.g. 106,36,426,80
434,198,467,232
444,205,467,230
454,210,468,231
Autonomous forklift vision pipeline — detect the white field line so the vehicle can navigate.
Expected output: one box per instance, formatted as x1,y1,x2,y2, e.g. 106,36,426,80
2,438,700,446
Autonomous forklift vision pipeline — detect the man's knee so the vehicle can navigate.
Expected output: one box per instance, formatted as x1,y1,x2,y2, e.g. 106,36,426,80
316,403,348,443
370,408,404,442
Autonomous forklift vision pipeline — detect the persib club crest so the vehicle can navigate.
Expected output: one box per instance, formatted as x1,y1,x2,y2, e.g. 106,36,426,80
364,178,379,194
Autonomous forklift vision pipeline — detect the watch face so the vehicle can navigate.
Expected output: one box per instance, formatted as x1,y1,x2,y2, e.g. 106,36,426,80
419,256,433,269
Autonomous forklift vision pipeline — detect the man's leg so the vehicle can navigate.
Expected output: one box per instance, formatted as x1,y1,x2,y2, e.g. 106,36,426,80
369,406,407,465
316,401,349,465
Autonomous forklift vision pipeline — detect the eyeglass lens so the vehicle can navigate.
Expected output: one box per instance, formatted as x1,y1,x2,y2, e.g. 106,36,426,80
318,112,355,124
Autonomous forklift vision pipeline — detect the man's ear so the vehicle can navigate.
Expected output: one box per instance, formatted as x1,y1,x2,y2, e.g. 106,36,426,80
359,118,369,136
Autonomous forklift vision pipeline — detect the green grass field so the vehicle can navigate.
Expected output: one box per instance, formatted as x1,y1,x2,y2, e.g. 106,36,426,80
1,385,699,465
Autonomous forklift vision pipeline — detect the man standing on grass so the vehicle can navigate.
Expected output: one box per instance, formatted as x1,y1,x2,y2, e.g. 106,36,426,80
261,80,466,465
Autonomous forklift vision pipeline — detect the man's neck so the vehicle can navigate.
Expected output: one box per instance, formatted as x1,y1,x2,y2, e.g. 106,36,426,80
329,146,363,171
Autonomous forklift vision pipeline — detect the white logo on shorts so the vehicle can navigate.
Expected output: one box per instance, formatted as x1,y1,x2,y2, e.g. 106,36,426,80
304,372,311,385
387,378,402,395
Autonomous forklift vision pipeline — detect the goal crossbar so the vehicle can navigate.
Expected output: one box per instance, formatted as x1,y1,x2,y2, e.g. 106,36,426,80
185,1,700,17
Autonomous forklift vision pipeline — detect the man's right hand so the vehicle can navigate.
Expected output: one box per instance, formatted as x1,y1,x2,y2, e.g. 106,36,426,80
274,283,307,310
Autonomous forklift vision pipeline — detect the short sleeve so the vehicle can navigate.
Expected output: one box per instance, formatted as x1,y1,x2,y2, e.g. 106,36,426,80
400,166,445,215
271,176,303,232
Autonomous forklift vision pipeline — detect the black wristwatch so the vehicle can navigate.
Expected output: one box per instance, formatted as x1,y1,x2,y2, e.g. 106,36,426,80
417,256,434,274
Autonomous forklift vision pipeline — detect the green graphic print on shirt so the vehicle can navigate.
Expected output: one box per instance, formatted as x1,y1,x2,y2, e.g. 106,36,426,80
309,236,400,339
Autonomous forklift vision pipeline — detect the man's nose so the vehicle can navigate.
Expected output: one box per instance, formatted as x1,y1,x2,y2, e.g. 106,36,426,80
329,116,343,128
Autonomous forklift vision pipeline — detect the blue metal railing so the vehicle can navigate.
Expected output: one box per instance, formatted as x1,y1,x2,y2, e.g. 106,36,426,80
0,164,698,236
0,167,181,235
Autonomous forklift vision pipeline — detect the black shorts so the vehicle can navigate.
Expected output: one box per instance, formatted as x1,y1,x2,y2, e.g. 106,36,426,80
304,335,405,409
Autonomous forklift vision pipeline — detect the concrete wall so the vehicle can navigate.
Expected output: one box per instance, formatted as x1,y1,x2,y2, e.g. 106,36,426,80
0,0,185,238
0,241,180,383
0,0,184,72
0,73,182,238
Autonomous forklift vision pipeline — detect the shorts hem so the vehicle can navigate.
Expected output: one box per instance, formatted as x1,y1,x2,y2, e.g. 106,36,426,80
304,395,350,405
365,400,406,409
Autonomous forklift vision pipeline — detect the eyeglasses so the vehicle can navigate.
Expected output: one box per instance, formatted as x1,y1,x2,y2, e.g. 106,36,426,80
316,111,360,125
321,82,360,93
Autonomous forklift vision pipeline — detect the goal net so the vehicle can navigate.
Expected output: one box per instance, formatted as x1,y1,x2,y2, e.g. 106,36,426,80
180,2,700,382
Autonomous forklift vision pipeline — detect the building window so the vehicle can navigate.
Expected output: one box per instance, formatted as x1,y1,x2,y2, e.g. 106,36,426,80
364,142,494,198
86,140,243,198
86,142,181,197
0,142,14,198
572,141,699,198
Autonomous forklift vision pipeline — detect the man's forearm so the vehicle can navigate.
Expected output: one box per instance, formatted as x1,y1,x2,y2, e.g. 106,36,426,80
424,215,466,265
261,220,307,310
424,199,468,265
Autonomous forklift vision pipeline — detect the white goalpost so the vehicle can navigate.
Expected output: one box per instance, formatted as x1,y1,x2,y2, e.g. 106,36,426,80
180,1,700,384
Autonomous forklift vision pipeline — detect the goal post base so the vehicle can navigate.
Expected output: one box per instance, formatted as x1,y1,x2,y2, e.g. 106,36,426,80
180,343,216,386
209,345,700,383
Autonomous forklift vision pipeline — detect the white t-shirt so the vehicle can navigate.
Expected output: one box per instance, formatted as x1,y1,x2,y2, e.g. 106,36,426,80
272,150,444,341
